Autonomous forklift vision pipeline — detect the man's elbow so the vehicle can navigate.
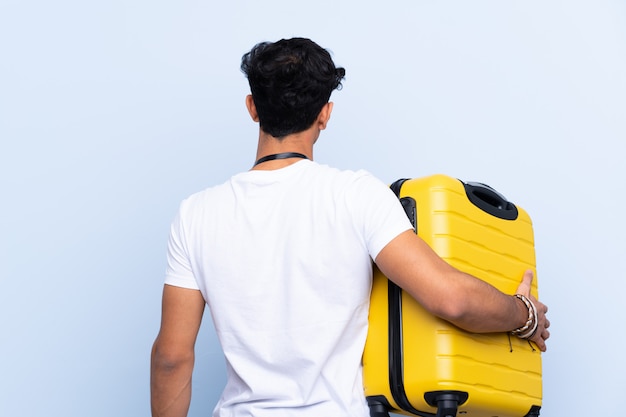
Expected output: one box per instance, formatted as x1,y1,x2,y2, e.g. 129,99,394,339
432,300,467,324
427,293,483,332
151,340,195,374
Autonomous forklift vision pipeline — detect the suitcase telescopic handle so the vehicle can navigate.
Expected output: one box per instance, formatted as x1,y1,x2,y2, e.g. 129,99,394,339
462,181,519,220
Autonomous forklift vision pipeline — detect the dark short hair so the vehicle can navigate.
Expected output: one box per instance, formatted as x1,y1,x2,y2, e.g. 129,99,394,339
241,38,346,138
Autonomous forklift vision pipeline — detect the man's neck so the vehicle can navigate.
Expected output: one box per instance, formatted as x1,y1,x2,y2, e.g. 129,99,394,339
252,129,318,170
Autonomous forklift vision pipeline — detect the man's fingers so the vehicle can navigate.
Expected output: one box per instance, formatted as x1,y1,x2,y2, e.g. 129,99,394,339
533,338,547,352
531,324,549,352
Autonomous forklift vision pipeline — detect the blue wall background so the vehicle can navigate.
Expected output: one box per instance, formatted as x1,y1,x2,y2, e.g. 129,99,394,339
2,1,625,416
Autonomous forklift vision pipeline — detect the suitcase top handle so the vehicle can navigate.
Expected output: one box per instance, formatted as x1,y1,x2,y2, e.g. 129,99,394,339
389,178,519,221
462,181,519,220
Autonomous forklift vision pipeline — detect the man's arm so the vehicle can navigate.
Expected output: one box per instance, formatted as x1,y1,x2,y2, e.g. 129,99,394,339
375,230,550,351
151,284,206,417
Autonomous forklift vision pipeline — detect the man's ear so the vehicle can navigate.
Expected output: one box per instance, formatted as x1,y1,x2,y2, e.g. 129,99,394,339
317,102,334,130
245,95,259,122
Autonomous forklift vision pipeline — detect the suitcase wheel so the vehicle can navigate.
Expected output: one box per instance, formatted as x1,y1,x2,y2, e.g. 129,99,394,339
424,391,468,417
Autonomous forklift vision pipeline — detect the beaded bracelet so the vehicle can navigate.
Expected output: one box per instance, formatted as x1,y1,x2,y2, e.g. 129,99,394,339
511,294,538,340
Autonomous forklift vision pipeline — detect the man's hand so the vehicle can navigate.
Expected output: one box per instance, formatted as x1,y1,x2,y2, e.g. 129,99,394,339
515,270,550,352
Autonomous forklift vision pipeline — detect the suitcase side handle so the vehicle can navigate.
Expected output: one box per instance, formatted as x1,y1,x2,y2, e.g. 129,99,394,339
462,181,519,220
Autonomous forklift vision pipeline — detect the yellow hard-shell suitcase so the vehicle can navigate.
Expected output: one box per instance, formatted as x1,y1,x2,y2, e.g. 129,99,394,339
363,174,542,417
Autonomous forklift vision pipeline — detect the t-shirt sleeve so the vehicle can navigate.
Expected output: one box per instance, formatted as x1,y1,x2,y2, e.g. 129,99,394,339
350,172,414,260
164,202,200,290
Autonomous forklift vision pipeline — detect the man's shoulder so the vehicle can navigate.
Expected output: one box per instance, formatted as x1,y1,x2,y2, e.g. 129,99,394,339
303,163,395,208
177,178,233,212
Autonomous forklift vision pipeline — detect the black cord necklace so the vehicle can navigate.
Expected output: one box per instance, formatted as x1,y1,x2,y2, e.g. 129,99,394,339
253,152,309,166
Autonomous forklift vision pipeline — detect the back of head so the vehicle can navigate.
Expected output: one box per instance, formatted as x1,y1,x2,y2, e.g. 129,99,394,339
241,38,346,138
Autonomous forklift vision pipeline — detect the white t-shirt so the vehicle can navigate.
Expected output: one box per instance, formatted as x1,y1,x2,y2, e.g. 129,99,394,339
165,160,412,417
